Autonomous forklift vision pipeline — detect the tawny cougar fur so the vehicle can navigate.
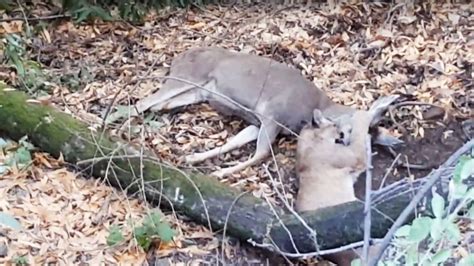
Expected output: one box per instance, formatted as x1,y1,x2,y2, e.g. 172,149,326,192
295,96,397,265
107,47,402,177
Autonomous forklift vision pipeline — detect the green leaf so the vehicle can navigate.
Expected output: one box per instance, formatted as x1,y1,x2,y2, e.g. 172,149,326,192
106,225,125,246
0,212,22,230
466,188,474,201
429,218,444,241
445,221,461,243
468,204,474,219
431,191,445,218
395,224,411,238
143,211,161,228
430,249,450,264
0,165,7,174
408,217,432,242
157,222,175,243
459,158,474,180
104,105,135,125
134,226,152,250
12,255,28,265
406,244,419,265
452,183,468,199
459,254,474,266
14,147,32,165
453,156,470,183
350,258,362,266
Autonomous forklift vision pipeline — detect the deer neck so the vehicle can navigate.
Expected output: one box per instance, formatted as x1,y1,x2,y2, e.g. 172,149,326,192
320,101,355,120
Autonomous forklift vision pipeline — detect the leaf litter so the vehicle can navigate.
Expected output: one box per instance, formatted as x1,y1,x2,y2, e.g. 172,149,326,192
1,1,473,264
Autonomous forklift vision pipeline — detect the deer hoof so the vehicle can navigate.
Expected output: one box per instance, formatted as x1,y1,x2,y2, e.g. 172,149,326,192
210,170,226,178
185,154,201,164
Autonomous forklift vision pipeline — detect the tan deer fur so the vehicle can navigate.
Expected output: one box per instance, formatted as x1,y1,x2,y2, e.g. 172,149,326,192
108,47,401,177
294,96,397,265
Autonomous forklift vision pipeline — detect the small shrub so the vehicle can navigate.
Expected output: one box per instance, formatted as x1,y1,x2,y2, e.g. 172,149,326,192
107,210,175,251
379,154,474,265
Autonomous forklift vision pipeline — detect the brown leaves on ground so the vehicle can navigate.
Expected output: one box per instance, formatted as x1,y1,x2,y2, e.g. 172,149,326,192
0,1,472,264
0,150,252,265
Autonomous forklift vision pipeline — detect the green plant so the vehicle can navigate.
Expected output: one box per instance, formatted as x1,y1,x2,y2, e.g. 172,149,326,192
378,153,474,265
2,34,49,94
12,255,28,266
133,211,175,250
0,136,34,171
106,225,125,246
106,211,175,251
62,0,113,23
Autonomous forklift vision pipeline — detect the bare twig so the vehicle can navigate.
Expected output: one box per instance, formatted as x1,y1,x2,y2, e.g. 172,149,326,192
15,0,31,35
262,193,301,255
263,165,319,252
221,191,250,264
362,135,373,262
379,153,401,190
248,238,383,259
392,101,444,110
0,14,70,23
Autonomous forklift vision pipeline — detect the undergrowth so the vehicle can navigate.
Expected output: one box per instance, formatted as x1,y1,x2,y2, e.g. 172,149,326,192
357,152,474,266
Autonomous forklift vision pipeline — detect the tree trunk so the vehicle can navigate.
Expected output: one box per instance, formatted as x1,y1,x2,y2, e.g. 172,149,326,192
0,88,469,255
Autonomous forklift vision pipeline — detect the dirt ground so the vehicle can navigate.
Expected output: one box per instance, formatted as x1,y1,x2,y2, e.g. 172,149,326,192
355,117,471,198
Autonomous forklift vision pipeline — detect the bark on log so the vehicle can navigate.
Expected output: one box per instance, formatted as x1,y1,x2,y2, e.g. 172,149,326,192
0,88,470,256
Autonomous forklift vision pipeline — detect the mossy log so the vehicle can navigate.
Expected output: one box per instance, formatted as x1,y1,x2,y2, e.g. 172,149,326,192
0,88,468,255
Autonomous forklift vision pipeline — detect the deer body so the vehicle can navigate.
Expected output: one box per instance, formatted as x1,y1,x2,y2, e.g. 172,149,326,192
111,47,400,177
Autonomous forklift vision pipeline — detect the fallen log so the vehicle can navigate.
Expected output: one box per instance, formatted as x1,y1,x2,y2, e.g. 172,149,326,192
0,87,471,257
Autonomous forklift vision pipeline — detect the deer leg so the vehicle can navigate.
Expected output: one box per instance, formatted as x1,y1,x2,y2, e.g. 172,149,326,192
373,127,404,147
185,125,260,164
105,83,202,124
143,89,203,112
211,121,280,178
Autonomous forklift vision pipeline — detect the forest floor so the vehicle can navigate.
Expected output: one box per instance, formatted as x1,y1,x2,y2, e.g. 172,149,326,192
0,1,472,265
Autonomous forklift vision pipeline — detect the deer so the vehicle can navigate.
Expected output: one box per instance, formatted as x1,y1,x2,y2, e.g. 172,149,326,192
294,96,396,266
107,47,402,178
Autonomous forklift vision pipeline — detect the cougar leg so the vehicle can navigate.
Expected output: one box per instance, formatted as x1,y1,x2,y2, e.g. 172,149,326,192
211,121,280,178
185,125,260,164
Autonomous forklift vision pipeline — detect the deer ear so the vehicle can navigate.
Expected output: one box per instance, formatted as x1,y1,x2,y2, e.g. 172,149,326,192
312,109,332,127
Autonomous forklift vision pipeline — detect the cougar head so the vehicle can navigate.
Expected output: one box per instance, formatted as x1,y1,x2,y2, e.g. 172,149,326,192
308,109,350,145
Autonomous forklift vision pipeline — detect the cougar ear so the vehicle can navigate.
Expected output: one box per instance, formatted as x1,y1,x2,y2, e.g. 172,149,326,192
312,109,333,127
